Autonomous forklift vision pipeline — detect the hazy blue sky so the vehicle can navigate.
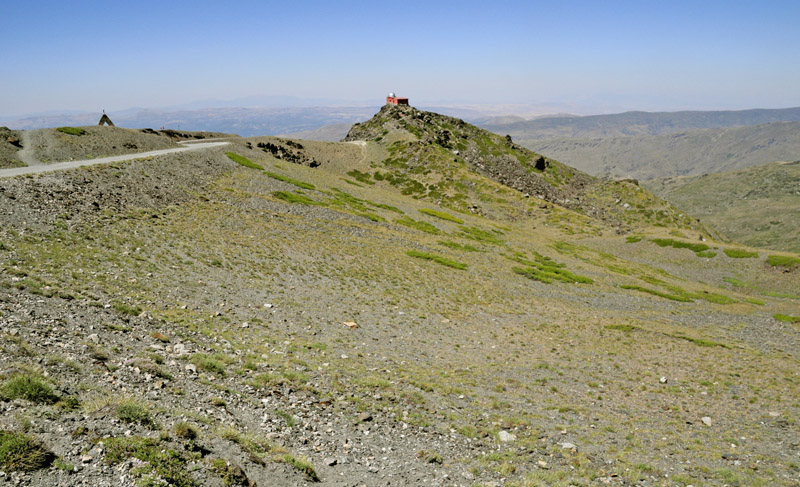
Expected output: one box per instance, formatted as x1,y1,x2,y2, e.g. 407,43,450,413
2,0,799,117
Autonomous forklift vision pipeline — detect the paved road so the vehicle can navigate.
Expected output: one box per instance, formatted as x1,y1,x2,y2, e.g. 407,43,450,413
0,141,230,179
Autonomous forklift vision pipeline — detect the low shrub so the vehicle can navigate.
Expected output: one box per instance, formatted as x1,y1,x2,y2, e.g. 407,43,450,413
105,436,196,487
190,353,226,376
116,401,158,429
0,430,53,471
1,375,58,404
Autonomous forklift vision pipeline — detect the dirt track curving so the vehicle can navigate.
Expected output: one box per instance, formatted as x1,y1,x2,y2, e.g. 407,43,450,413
0,141,230,178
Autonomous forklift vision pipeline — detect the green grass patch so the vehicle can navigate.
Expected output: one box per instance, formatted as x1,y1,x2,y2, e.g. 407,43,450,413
56,126,85,136
190,353,226,376
346,169,375,185
355,212,386,222
0,430,53,472
407,250,467,270
105,436,197,487
651,238,709,254
458,226,504,245
272,191,321,205
620,285,692,302
116,401,158,429
372,203,404,214
438,240,480,252
773,314,800,323
419,208,464,224
763,291,800,300
744,298,765,306
508,252,593,285
690,291,735,304
1,375,58,404
625,236,643,243
225,152,263,170
723,248,758,258
696,250,717,258
265,171,315,190
395,217,440,235
112,301,142,316
767,254,800,268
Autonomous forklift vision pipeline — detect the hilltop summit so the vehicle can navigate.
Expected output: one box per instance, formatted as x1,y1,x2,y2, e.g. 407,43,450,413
345,104,701,231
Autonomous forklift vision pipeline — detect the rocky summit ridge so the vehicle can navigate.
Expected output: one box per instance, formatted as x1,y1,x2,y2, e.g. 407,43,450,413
344,104,703,233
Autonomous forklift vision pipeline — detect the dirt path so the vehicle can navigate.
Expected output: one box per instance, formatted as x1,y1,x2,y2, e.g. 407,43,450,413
0,141,230,178
15,130,41,166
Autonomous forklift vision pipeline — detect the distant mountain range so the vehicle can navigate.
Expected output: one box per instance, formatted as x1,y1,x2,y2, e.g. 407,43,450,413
480,107,800,140
520,121,800,180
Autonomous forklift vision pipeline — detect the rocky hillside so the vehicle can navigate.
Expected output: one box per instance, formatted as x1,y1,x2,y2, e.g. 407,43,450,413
344,105,702,233
646,160,800,253
1,110,799,487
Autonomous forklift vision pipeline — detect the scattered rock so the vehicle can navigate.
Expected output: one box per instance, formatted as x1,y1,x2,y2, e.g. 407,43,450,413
343,321,359,329
701,416,712,426
498,430,516,442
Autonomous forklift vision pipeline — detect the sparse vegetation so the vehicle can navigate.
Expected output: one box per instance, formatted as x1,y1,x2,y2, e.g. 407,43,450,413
0,430,53,471
265,171,315,190
395,217,440,234
767,254,800,268
458,226,504,245
226,152,263,170
620,285,693,302
346,169,375,185
105,436,196,487
438,240,480,252
406,250,467,270
191,353,227,376
651,238,709,254
419,208,464,224
1,375,58,404
272,191,321,205
723,248,758,258
116,400,158,429
280,454,319,482
773,314,800,323
174,422,198,440
56,127,86,136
